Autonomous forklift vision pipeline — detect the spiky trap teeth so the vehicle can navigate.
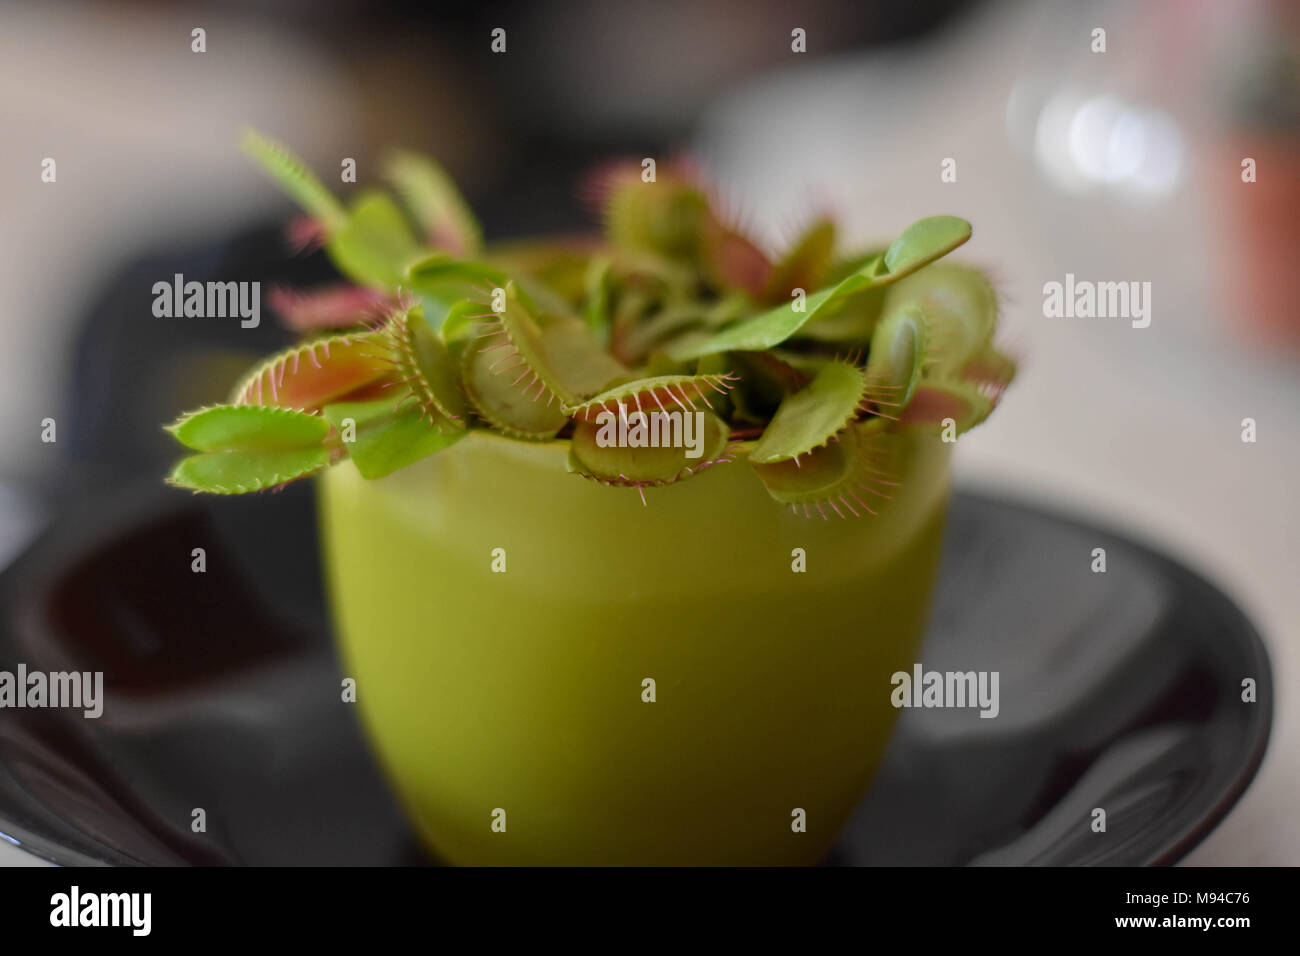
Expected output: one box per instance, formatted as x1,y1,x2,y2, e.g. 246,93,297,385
567,410,738,505
165,130,1011,500
231,332,393,412
380,305,468,429
751,421,902,520
565,372,739,422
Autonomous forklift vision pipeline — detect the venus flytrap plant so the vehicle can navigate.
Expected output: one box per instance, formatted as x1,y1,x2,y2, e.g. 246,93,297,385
164,130,1014,515
219,135,1029,867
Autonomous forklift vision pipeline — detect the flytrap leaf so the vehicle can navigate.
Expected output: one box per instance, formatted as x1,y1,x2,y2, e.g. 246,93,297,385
231,333,392,412
582,256,614,343
749,359,869,464
534,317,630,400
602,169,770,294
168,448,331,494
793,274,887,344
167,403,330,451
165,404,332,494
440,298,489,346
822,248,885,286
405,255,508,313
882,215,971,275
322,398,464,479
666,216,971,360
958,343,1017,395
567,409,734,498
896,379,994,436
605,174,712,261
564,372,739,421
459,284,580,439
327,192,423,288
863,303,928,413
883,263,996,378
750,420,901,519
462,283,626,432
384,151,483,257
241,130,346,234
760,218,835,304
462,344,570,439
699,216,771,297
380,306,470,427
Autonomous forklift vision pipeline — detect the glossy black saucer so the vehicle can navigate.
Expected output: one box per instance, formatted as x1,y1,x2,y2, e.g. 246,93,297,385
0,485,1272,865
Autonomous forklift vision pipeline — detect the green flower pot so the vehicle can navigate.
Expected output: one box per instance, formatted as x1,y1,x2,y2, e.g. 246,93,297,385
319,429,952,865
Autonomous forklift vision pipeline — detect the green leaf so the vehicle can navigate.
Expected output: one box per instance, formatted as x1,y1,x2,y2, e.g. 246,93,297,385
460,287,573,439
464,284,625,407
796,280,887,344
540,317,630,400
582,256,613,342
462,342,570,440
884,263,996,379
440,298,487,345
168,447,331,494
750,420,899,518
823,248,885,285
761,218,835,304
406,254,508,307
750,359,868,464
882,216,972,275
241,129,346,234
384,151,483,257
166,404,330,452
567,410,733,489
322,398,464,479
864,303,928,412
606,178,711,261
327,191,423,288
380,305,470,426
751,426,859,505
666,216,970,361
665,273,862,360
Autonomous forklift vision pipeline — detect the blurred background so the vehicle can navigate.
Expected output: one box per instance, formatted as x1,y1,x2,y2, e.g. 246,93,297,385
0,0,1296,865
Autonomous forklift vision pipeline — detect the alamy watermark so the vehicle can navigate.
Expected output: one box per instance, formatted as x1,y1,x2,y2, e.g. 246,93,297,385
152,273,260,328
0,665,103,718
594,404,706,459
1042,273,1151,328
50,886,150,936
891,663,999,718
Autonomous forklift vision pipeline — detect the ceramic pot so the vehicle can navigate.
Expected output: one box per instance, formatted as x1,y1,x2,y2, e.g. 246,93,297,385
319,429,951,864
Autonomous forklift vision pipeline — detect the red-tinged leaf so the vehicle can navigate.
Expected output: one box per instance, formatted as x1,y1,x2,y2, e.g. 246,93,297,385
231,332,393,412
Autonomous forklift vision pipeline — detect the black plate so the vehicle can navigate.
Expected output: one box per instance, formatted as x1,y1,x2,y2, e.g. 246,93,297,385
0,486,1272,866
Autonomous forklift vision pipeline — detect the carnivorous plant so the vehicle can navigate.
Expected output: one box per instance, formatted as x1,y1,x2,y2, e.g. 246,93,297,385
163,132,1013,511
